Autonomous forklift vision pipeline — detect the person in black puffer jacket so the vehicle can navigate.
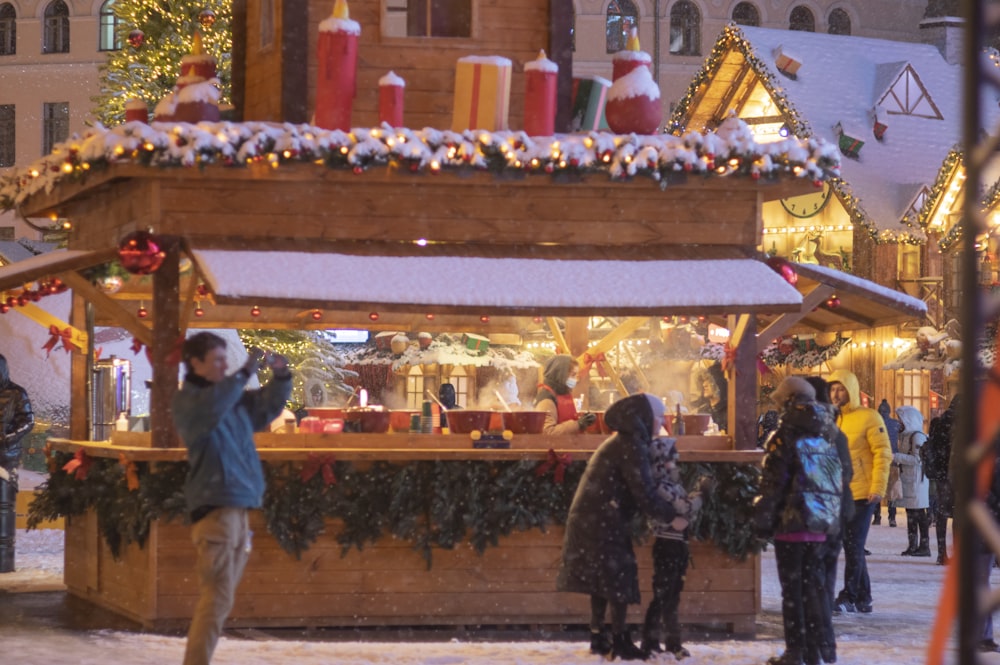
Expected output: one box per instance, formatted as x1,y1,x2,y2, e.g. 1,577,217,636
557,393,676,661
0,353,34,487
754,377,843,665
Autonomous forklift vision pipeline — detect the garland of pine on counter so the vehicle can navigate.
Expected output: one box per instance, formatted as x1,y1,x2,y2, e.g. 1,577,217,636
28,452,763,565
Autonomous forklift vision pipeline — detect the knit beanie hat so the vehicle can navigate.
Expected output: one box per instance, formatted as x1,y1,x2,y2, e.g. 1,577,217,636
772,376,815,407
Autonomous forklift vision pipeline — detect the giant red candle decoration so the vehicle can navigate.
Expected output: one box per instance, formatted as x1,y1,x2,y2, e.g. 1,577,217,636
604,29,662,135
378,71,405,127
523,50,558,137
315,0,360,131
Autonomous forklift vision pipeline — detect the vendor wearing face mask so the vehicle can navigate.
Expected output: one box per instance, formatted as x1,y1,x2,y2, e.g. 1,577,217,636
535,355,597,435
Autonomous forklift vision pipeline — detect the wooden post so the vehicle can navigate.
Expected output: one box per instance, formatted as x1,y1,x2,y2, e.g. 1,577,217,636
565,318,589,406
150,238,181,448
69,293,90,440
728,314,758,450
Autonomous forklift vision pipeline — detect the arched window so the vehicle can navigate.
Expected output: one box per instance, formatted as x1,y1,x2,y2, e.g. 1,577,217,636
0,3,15,56
789,5,815,32
669,1,701,56
43,0,70,54
99,0,120,51
732,2,760,27
606,0,638,54
828,8,851,35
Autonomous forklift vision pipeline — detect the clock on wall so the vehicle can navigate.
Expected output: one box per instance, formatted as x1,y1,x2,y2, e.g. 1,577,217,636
780,183,833,218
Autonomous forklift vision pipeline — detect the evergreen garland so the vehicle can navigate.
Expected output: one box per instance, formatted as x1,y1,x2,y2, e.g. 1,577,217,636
28,454,761,564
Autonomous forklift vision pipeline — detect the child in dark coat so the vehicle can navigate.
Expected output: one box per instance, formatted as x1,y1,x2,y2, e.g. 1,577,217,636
640,435,711,660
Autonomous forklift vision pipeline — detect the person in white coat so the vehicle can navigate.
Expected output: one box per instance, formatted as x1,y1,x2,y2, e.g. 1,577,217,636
894,406,931,557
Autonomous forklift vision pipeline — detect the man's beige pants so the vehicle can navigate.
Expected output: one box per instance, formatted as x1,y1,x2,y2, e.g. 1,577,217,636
183,507,251,665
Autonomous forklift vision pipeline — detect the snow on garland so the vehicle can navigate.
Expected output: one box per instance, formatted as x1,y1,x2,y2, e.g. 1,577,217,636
334,334,538,372
759,334,851,369
0,114,840,210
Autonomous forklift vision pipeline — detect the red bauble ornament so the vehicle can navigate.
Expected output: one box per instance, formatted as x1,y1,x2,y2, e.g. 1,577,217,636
826,296,841,309
766,256,799,286
311,310,323,321
480,315,490,323
137,305,149,319
198,9,217,28
127,29,145,49
0,304,8,314
425,313,435,321
250,305,261,317
369,312,379,321
118,230,166,275
194,306,205,318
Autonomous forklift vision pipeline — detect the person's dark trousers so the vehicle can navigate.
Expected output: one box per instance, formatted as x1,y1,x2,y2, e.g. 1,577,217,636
0,472,17,573
838,500,877,607
903,508,930,554
817,537,840,661
642,538,689,650
934,480,953,561
775,540,825,665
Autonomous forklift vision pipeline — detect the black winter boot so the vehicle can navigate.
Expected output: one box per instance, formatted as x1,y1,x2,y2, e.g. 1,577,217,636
590,629,612,656
611,631,648,661
901,521,919,555
640,637,663,656
767,652,803,665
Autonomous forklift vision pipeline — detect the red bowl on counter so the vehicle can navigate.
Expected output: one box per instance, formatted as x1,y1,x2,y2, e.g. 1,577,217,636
343,408,391,433
445,410,492,434
502,411,547,434
585,411,610,435
307,407,345,420
389,410,419,432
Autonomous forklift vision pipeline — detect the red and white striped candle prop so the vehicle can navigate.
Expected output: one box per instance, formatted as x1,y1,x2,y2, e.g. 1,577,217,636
378,71,405,127
523,49,558,137
315,0,360,131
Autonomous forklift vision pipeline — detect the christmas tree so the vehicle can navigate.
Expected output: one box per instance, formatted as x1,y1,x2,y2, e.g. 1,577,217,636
94,0,232,127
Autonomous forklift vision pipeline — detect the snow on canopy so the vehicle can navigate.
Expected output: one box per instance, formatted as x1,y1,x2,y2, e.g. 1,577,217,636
0,116,839,210
193,251,803,311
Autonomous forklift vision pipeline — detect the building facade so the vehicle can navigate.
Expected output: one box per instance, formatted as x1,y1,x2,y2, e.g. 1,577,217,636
0,0,113,240
572,0,930,114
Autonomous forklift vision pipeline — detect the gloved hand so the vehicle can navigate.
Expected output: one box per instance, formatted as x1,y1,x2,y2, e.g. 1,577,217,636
266,352,291,376
577,412,597,430
244,346,266,373
696,474,718,496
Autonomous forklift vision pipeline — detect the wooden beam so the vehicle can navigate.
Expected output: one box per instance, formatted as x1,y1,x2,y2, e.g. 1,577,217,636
756,284,835,353
729,315,758,450
710,61,752,125
549,0,573,132
575,317,648,363
547,317,569,354
59,272,153,347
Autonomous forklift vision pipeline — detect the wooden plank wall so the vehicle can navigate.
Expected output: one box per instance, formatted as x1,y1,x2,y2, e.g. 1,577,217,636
65,511,759,635
242,0,286,122
242,0,551,130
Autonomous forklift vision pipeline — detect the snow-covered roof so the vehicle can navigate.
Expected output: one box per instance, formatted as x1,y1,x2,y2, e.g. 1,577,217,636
192,251,804,314
678,25,1000,238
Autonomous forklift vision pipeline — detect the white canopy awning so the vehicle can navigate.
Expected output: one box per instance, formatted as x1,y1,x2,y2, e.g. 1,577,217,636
192,251,804,316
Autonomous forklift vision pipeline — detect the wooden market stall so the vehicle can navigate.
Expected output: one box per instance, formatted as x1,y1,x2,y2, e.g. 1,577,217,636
0,0,922,637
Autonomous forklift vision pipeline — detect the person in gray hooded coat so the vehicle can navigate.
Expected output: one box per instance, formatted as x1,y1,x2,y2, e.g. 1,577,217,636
894,405,930,557
557,393,676,661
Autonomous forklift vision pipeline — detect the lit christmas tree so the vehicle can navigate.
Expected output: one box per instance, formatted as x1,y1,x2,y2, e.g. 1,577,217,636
94,0,232,127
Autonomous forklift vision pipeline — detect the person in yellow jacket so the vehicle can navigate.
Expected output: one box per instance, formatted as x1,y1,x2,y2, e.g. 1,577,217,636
827,369,892,614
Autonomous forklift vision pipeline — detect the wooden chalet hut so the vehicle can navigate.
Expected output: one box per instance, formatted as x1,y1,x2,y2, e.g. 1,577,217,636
0,0,923,636
670,23,980,414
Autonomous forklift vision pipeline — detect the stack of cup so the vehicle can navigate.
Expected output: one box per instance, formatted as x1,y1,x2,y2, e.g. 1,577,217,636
420,400,434,433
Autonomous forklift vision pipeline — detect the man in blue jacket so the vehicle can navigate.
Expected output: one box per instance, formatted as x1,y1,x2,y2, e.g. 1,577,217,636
173,332,292,665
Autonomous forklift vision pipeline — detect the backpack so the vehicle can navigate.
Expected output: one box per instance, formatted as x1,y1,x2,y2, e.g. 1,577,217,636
921,414,952,482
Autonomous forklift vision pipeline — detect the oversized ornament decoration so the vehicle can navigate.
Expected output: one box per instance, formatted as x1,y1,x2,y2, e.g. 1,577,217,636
127,29,145,49
97,275,124,294
118,230,165,275
198,9,217,28
765,256,798,286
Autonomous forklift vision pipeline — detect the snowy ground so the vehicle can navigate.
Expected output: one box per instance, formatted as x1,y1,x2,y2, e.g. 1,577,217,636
1,511,996,665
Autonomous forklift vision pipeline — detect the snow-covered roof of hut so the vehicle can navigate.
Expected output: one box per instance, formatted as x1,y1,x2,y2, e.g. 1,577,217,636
677,25,1000,238
193,251,803,313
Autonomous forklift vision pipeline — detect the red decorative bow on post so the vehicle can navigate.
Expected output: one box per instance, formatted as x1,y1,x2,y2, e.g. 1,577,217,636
581,352,608,378
720,342,737,375
42,325,78,357
118,453,140,491
301,454,337,486
535,448,572,484
130,337,144,355
62,447,92,480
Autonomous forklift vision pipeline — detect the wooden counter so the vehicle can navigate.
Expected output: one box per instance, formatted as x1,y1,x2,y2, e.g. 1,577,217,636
48,435,762,634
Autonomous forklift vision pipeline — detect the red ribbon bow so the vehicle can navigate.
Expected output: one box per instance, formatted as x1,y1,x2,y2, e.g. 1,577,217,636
42,325,78,357
720,342,737,375
62,448,92,480
118,453,140,491
581,352,608,378
301,454,337,486
535,448,572,484
130,337,144,355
